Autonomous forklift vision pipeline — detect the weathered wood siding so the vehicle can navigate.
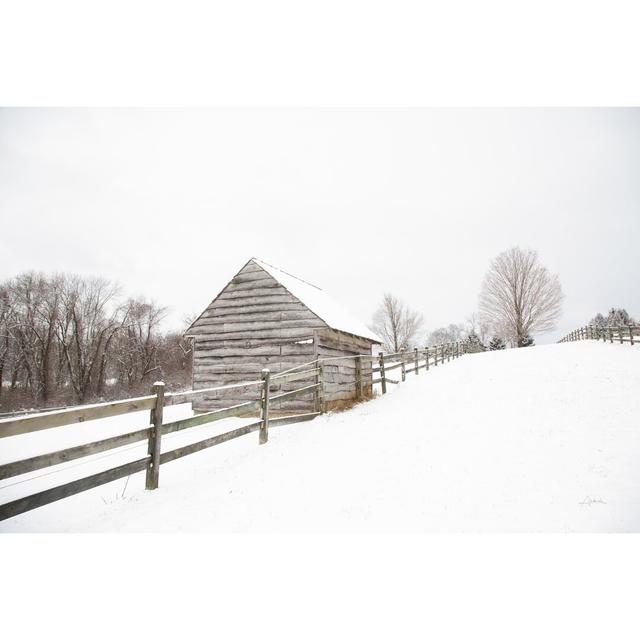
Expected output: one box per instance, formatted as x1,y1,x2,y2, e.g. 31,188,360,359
187,260,377,413
187,261,326,412
314,328,374,408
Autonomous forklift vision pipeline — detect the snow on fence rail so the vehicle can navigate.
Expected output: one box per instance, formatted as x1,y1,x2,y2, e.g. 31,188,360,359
0,340,465,521
558,325,639,345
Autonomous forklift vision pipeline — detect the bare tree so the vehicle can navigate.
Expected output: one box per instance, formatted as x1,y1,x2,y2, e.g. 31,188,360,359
0,284,12,398
370,293,424,353
590,308,636,327
115,298,167,389
479,247,563,347
3,273,63,402
56,275,126,402
466,313,491,346
0,270,195,412
427,323,465,346
158,329,193,390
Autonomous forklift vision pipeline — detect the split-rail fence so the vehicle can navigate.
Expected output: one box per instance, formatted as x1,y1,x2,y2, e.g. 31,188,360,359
0,340,466,521
558,325,640,345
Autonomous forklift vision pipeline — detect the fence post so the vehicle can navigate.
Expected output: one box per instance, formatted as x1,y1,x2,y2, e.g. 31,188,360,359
630,325,634,346
145,381,165,490
609,327,613,344
259,368,270,444
355,355,363,400
425,346,430,371
434,345,438,366
618,326,623,344
316,361,325,413
379,352,387,394
400,349,406,382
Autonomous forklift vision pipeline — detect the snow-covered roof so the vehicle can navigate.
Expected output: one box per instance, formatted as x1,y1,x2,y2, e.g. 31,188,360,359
252,258,381,343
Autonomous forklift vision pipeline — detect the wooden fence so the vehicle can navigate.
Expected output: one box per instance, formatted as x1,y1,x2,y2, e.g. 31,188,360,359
558,325,640,345
0,339,466,522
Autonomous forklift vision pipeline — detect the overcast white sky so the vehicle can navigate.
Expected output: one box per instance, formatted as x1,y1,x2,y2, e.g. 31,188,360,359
1,108,638,344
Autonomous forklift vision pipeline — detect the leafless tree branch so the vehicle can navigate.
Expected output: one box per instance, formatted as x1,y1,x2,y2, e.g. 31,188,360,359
479,247,563,347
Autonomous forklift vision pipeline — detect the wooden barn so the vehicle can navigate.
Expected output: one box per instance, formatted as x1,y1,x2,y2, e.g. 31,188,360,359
185,258,381,413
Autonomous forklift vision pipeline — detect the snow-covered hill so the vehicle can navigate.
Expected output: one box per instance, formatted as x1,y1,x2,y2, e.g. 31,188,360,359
2,341,639,532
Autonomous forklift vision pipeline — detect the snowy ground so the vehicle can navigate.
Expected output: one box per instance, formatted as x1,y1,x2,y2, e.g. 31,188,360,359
1,341,639,532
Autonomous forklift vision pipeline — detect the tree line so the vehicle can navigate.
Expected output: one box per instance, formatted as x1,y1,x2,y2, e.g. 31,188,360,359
0,272,192,412
370,246,563,354
4,249,629,413
589,308,636,328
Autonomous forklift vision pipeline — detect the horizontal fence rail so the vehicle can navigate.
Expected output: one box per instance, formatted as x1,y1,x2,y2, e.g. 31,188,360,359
0,395,156,439
0,458,151,522
0,339,466,522
558,325,639,346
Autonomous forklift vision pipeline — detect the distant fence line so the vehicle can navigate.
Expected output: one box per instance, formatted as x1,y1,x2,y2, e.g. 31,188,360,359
0,340,466,522
558,325,639,345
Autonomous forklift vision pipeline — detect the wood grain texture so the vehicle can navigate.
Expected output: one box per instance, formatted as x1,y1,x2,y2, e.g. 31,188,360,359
0,427,151,481
159,422,262,465
0,395,155,438
162,399,263,435
188,260,377,412
260,369,270,444
145,382,164,490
